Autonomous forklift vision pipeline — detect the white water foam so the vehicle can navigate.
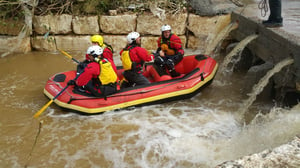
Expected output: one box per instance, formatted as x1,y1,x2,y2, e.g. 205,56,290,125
32,104,241,167
28,101,300,168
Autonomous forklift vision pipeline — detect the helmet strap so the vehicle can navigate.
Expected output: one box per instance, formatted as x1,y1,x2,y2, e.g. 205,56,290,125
131,40,137,45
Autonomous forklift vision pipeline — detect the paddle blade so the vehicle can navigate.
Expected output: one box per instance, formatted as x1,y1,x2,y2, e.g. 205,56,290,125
34,99,54,118
59,49,72,59
59,49,79,63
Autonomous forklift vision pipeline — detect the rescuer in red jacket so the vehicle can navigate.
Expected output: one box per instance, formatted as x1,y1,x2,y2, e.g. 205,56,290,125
90,35,117,73
69,45,118,97
154,24,184,77
119,32,154,88
77,35,117,76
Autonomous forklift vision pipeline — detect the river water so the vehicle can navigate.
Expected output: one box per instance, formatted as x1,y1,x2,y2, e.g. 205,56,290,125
1,50,299,167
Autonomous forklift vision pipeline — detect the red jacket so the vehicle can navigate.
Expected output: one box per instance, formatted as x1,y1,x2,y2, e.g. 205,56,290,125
157,34,184,55
102,47,117,73
76,62,99,86
85,47,117,74
120,45,153,70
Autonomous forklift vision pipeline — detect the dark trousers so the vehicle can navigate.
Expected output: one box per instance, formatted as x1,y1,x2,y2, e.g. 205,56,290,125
122,70,150,87
268,0,282,23
84,80,117,97
154,54,183,71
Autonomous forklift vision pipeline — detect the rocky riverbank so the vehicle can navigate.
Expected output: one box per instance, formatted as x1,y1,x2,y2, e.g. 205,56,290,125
217,135,300,168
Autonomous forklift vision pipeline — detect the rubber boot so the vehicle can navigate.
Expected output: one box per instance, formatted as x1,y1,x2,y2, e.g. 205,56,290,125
263,0,283,27
169,69,180,77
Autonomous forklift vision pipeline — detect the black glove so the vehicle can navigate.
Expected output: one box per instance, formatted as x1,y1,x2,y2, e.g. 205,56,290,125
77,62,86,74
173,52,183,61
153,52,160,58
78,62,85,69
67,80,76,86
156,47,161,53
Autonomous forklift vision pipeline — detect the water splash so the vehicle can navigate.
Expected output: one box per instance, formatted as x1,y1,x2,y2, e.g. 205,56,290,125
205,21,239,56
220,34,258,73
239,58,294,116
216,103,300,167
28,105,242,168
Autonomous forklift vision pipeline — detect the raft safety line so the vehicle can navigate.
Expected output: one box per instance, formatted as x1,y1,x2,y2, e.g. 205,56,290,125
25,120,43,168
66,71,207,102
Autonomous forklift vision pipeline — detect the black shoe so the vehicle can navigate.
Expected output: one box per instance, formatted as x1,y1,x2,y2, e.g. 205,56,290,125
170,70,180,77
262,20,283,28
262,20,268,24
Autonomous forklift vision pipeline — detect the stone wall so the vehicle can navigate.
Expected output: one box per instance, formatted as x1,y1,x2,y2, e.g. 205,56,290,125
0,12,231,55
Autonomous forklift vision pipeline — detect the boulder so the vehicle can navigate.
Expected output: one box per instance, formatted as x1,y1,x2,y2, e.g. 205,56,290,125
72,16,99,34
33,14,73,35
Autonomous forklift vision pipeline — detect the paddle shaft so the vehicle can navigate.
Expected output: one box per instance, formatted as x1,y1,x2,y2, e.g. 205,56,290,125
34,71,82,118
33,86,68,118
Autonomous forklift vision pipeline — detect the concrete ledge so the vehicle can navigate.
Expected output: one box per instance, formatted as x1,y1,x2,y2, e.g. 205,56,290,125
230,12,300,93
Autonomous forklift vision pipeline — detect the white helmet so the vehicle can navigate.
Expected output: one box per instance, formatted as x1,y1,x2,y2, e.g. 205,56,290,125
86,45,103,57
161,24,171,32
127,32,140,44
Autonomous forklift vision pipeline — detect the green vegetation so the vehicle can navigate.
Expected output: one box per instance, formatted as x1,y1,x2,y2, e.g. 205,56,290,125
0,0,187,20
0,0,24,20
46,0,187,16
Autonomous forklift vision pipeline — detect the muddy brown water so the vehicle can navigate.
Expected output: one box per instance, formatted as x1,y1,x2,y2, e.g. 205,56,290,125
0,51,299,167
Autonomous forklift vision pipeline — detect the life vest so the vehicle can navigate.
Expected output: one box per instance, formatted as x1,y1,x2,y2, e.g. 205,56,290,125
160,33,181,56
161,44,175,55
98,58,117,85
103,42,114,53
121,46,136,70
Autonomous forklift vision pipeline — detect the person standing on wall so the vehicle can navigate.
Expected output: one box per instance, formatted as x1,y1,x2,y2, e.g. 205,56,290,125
120,32,154,88
261,0,283,27
154,24,184,77
69,45,118,97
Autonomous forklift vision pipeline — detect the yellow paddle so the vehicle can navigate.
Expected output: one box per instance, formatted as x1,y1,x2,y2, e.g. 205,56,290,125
34,87,67,118
34,50,82,118
33,71,83,118
58,49,80,64
33,77,78,119
33,100,53,118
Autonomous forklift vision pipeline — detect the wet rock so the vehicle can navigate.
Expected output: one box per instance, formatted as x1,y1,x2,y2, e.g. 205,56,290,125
55,35,91,51
136,13,187,36
33,14,72,35
189,0,237,16
100,14,137,34
243,62,274,100
187,14,231,51
216,136,300,168
72,16,99,34
31,36,56,51
109,10,118,16
0,36,31,53
0,19,24,36
296,82,300,92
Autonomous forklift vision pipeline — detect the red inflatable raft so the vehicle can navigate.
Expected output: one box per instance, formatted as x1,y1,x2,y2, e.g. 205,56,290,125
43,54,218,114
